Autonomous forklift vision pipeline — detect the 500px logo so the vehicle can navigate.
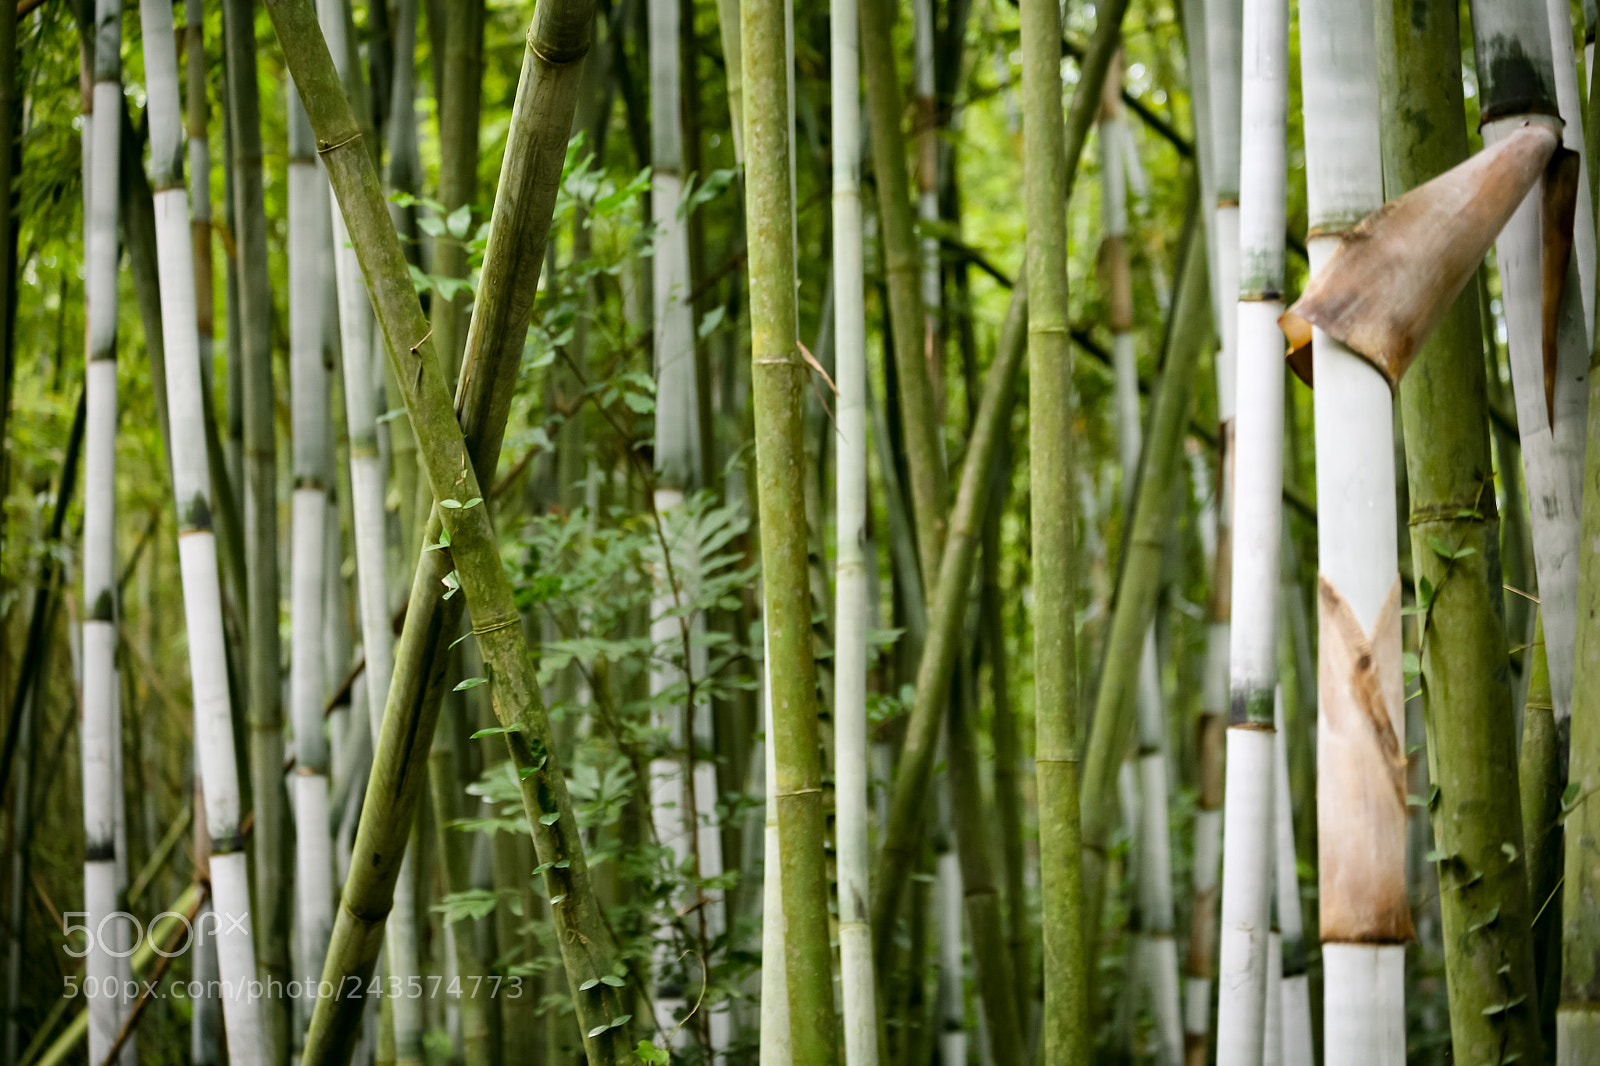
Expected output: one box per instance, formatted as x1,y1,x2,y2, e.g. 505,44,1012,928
61,909,248,959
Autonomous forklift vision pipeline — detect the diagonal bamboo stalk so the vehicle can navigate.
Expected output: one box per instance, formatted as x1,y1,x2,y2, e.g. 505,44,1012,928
264,1,623,1063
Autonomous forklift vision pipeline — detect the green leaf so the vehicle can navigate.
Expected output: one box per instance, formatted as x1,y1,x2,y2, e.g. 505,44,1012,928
1406,794,1428,807
588,1026,608,1039
1562,781,1582,810
1501,841,1519,862
461,497,484,510
1467,905,1499,933
471,724,517,738
601,974,625,987
610,1015,633,1029
1403,651,1422,679
539,812,561,825
454,676,489,692
446,203,472,240
580,978,600,991
440,498,464,509
550,893,567,904
1424,849,1451,863
634,1041,670,1065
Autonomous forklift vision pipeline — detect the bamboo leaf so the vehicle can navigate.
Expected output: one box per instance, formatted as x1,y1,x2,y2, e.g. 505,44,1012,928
470,723,516,737
454,677,489,692
539,812,561,825
1467,905,1500,932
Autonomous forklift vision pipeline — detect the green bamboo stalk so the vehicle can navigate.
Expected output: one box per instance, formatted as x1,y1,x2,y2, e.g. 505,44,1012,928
1521,611,1561,1036
1024,2,1113,1064
432,0,484,381
220,2,290,1056
1076,194,1208,985
1375,5,1544,1061
264,2,624,1064
857,0,947,582
1560,35,1600,1059
739,0,834,1053
980,452,1030,1015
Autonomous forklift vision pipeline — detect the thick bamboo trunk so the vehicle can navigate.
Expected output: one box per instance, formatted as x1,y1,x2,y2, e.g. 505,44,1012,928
830,0,878,1048
142,2,268,1062
1299,2,1412,1061
432,0,484,381
1214,0,1286,1058
1373,2,1545,1061
266,3,627,1064
1021,0,1096,1057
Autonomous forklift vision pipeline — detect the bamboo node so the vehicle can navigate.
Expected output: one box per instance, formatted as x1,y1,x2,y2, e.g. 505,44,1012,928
316,130,363,156
472,615,521,637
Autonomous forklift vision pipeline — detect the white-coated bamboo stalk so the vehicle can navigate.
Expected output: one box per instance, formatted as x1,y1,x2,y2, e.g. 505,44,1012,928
287,84,334,1012
1273,692,1313,1066
831,0,878,1046
1471,0,1588,734
1214,0,1286,1057
757,638,792,1066
935,788,966,1066
1544,0,1594,340
137,2,264,1061
80,1,123,1056
316,0,392,749
1301,0,1410,1061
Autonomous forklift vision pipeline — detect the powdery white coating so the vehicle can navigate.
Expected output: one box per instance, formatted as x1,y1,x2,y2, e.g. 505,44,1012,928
191,900,221,1065
1280,976,1314,1066
1206,0,1243,199
1185,975,1213,1038
292,772,334,1006
1216,727,1275,1066
82,845,119,1065
1113,330,1141,505
1311,321,1398,632
208,851,266,1066
1298,0,1383,236
1271,694,1315,1066
936,843,966,1066
1262,932,1283,1066
758,643,793,1066
389,847,424,1062
1322,944,1405,1066
1482,115,1587,725
1557,1010,1600,1065
1140,755,1184,1065
831,0,875,1046
1544,0,1595,340
1229,299,1286,698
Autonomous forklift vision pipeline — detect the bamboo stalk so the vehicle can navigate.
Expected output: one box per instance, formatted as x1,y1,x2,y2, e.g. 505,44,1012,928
1214,0,1286,1057
265,3,627,1063
738,0,834,1048
80,1,127,1058
1178,6,1229,1058
831,0,878,1045
140,6,270,1059
1560,28,1600,1060
431,0,483,381
1298,2,1411,1061
288,81,336,1022
1271,696,1312,1066
1372,2,1546,1060
219,1,291,1054
1469,0,1589,769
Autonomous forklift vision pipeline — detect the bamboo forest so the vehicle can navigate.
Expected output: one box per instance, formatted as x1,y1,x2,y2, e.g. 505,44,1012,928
11,0,1600,1062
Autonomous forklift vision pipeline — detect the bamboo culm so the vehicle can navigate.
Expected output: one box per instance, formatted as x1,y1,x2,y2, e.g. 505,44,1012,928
81,1,126,1058
1301,1,1412,1061
141,2,267,1062
287,84,336,1017
830,0,879,1047
1214,0,1287,1058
